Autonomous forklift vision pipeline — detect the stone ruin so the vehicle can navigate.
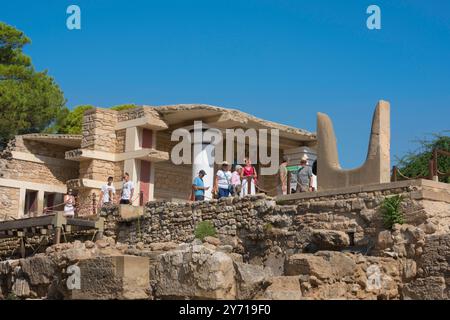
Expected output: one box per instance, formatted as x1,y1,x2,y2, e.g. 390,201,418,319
0,101,449,300
0,179,449,300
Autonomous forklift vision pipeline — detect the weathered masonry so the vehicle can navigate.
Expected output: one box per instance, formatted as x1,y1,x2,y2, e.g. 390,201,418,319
0,104,317,219
1,179,449,300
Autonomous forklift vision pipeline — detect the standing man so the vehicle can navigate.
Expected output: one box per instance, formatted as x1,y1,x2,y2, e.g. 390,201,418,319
296,156,313,193
192,170,210,201
120,172,135,204
214,161,232,199
311,159,318,192
100,176,116,206
278,157,288,195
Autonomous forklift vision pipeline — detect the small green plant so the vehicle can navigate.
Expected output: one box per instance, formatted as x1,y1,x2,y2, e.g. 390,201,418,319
381,195,405,229
194,221,216,241
264,223,273,233
6,292,18,300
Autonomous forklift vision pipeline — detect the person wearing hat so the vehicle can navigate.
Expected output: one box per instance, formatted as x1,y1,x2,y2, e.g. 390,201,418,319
214,161,232,199
192,170,209,201
296,155,313,193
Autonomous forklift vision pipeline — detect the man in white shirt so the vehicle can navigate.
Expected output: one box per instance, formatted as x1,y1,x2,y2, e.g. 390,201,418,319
120,172,135,205
100,176,116,206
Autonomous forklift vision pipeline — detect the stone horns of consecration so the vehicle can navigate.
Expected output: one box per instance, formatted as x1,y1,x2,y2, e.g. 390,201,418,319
317,100,391,191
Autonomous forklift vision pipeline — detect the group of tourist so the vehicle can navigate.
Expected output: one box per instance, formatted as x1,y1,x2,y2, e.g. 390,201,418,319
278,155,316,195
99,172,136,206
64,155,316,211
62,172,136,217
193,155,316,202
192,158,258,201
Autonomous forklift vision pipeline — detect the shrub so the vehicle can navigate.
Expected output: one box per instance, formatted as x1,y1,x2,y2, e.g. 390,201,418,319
264,223,273,233
6,293,18,300
194,221,216,241
381,195,405,229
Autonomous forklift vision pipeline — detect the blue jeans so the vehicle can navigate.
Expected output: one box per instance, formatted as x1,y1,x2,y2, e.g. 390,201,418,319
195,195,205,201
218,188,230,199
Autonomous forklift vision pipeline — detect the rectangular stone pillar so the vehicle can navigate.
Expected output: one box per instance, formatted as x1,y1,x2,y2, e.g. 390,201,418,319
37,190,45,216
18,188,26,218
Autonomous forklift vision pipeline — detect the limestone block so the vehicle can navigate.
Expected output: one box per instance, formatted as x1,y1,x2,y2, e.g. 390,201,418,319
257,276,302,300
233,262,272,300
20,255,57,286
150,245,236,300
119,205,144,221
311,229,350,250
402,277,447,300
68,255,149,300
285,251,356,281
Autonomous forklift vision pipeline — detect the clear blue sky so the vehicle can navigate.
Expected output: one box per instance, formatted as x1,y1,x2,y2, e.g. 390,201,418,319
1,0,449,168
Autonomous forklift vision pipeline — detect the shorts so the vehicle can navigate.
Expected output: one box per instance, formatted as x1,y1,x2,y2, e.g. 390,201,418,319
120,199,130,205
218,188,230,199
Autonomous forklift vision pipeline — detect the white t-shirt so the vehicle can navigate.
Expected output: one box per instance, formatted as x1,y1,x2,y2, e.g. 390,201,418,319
121,181,135,200
101,185,116,203
216,170,232,189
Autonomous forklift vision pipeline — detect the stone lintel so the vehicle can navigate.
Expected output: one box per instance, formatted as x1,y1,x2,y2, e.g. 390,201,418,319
115,115,168,131
65,148,169,163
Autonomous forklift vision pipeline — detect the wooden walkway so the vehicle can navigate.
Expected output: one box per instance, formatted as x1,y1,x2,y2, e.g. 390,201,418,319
0,212,105,257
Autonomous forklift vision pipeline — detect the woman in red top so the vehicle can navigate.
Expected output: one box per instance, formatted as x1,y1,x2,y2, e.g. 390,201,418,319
240,158,257,196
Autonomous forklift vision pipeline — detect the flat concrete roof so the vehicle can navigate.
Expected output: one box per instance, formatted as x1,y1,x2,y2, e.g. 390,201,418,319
18,104,317,146
22,133,82,148
147,104,316,142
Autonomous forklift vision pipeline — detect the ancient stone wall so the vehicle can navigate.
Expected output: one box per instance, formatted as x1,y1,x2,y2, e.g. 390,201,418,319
115,129,126,153
0,186,20,220
13,136,69,159
79,159,115,181
97,180,450,299
3,159,77,185
1,180,449,300
117,107,146,122
81,108,118,152
154,131,192,201
106,183,448,253
0,137,78,185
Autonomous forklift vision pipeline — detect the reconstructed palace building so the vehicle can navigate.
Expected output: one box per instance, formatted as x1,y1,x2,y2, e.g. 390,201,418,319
0,105,317,219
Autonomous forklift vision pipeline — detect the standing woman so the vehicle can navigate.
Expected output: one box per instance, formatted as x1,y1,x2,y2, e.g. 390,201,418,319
64,189,76,217
240,158,257,196
213,161,232,199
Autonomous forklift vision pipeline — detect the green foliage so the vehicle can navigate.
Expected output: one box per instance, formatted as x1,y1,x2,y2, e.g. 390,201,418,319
396,133,450,183
381,195,405,229
51,104,138,135
53,105,94,134
0,22,66,147
5,292,18,300
194,221,216,240
264,223,273,233
110,104,138,111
